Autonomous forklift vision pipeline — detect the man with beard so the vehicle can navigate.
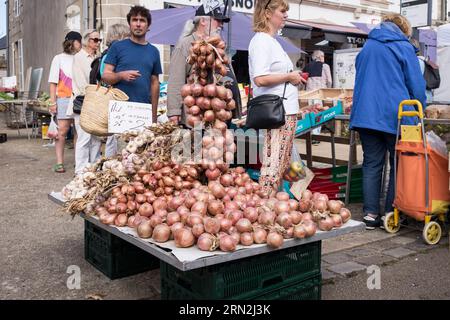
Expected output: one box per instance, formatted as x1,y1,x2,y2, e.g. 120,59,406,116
167,5,242,126
102,5,162,123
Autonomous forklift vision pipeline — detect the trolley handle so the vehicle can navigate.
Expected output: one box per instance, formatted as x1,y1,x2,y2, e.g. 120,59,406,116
398,99,424,120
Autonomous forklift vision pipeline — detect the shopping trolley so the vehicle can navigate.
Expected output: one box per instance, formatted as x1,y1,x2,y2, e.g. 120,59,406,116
383,100,450,244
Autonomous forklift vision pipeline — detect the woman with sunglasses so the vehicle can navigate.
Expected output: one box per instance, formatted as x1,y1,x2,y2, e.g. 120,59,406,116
71,29,102,175
249,0,305,197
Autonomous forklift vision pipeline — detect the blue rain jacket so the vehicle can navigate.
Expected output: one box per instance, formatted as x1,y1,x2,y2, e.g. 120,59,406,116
350,22,426,135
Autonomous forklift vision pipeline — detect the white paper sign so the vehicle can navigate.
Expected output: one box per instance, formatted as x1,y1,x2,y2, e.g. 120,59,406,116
202,0,222,14
108,100,153,134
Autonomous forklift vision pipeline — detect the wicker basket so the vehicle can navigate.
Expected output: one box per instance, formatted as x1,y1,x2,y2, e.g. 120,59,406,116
80,85,128,136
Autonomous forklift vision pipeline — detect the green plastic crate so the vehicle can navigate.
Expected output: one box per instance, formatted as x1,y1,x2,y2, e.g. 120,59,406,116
331,165,363,183
161,273,321,300
160,241,321,300
84,220,160,280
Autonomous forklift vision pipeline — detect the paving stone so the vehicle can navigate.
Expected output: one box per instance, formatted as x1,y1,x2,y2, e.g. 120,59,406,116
354,254,397,267
383,247,416,258
405,239,439,252
321,261,331,269
321,269,337,283
389,236,417,246
346,247,378,257
327,262,367,276
321,252,353,265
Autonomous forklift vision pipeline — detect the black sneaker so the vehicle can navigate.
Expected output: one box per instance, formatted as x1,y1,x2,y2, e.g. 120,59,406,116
363,215,381,230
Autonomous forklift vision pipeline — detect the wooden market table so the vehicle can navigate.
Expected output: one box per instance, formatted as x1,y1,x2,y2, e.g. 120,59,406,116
334,114,450,206
48,192,364,299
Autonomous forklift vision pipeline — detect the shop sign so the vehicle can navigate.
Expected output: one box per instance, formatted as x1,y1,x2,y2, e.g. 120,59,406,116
108,101,153,133
347,36,366,45
167,0,254,13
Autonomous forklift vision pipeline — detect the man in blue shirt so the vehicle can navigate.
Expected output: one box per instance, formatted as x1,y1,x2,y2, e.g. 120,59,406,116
102,5,162,123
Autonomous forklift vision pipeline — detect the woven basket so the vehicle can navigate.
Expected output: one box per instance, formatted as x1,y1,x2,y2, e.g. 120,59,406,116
80,85,129,136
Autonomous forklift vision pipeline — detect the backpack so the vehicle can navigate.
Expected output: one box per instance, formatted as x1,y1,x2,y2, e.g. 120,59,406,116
421,58,441,90
89,50,108,85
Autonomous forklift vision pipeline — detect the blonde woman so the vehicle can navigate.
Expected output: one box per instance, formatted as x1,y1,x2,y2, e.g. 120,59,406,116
48,31,82,173
71,29,101,175
249,0,305,197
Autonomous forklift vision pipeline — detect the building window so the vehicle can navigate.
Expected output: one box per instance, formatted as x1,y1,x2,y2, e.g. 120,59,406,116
13,39,24,90
14,0,21,17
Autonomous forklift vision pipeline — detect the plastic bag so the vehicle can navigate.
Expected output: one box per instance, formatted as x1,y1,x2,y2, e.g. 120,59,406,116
426,131,448,157
47,116,59,139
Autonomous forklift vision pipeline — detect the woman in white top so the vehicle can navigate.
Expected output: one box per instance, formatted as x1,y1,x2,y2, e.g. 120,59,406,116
248,0,305,197
48,31,82,173
71,29,101,175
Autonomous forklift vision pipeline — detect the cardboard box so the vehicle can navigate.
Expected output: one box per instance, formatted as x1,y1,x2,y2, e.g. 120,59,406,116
299,88,353,108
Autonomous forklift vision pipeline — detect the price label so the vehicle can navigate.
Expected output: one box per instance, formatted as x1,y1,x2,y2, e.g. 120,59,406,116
108,100,153,133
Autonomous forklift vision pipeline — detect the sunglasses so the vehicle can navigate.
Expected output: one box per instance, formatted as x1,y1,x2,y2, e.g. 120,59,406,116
89,38,102,43
265,0,272,10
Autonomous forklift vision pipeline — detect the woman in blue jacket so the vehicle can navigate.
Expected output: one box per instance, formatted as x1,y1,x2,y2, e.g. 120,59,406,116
350,14,426,230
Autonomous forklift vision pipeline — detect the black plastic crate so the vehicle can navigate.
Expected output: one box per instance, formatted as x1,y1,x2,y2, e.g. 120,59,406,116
160,241,321,300
161,273,321,300
84,220,159,280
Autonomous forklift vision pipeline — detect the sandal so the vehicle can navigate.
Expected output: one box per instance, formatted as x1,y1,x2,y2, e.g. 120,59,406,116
53,163,66,173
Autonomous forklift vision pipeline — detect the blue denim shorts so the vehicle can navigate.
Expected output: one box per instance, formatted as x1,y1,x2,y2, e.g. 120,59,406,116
56,98,73,120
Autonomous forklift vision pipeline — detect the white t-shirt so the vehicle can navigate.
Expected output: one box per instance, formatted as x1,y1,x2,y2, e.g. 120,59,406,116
48,53,74,98
248,32,299,115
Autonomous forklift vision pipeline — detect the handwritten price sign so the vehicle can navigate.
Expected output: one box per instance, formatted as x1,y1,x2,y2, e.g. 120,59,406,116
202,0,222,14
108,100,153,134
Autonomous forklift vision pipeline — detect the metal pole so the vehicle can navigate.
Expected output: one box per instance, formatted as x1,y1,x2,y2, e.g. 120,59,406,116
6,0,10,76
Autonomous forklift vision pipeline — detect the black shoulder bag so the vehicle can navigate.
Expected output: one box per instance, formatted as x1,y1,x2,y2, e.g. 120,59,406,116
245,82,287,129
72,95,85,114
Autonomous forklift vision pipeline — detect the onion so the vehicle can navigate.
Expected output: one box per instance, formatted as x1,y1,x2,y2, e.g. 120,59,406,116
181,84,192,97
227,187,238,199
137,220,153,239
298,200,312,213
197,233,217,251
133,182,145,194
203,84,217,97
302,220,317,237
253,228,267,244
206,168,221,181
166,212,181,226
204,218,221,234
267,232,284,249
127,215,136,228
152,198,167,212
240,232,254,246
274,201,290,215
225,210,243,225
210,183,226,199
219,235,237,252
152,224,171,242
138,203,153,217
313,200,328,213
186,213,204,227
284,227,294,239
132,215,148,228
168,196,184,211
208,200,224,216
236,218,252,233
191,83,204,97
116,203,127,214
191,224,205,238
114,214,128,227
290,211,303,225
220,218,233,232
149,215,163,228
327,200,343,214
276,212,293,229
211,98,226,112
293,225,306,239
339,208,352,223
258,209,276,225
302,212,313,221
276,192,290,201
117,194,127,204
154,209,168,219
318,216,334,231
190,105,201,116
288,199,299,211
216,85,227,100
135,194,146,204
171,222,185,235
191,202,207,216
110,197,118,206
331,214,343,228
174,228,195,248
302,190,313,201
243,207,258,223
203,110,215,122
313,192,329,202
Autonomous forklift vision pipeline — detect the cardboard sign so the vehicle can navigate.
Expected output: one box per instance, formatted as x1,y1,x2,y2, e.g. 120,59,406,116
108,100,153,133
202,0,222,14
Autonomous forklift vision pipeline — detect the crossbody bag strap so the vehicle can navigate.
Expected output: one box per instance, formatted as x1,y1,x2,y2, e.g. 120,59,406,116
281,82,288,100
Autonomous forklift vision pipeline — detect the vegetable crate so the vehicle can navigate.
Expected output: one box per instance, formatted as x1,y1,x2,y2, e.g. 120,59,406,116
160,241,321,300
308,101,343,127
295,116,312,136
84,220,159,280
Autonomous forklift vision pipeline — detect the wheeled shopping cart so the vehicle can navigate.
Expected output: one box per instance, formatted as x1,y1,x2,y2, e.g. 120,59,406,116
383,100,450,244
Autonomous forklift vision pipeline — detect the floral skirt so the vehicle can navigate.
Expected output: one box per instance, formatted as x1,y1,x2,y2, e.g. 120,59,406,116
259,115,297,197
